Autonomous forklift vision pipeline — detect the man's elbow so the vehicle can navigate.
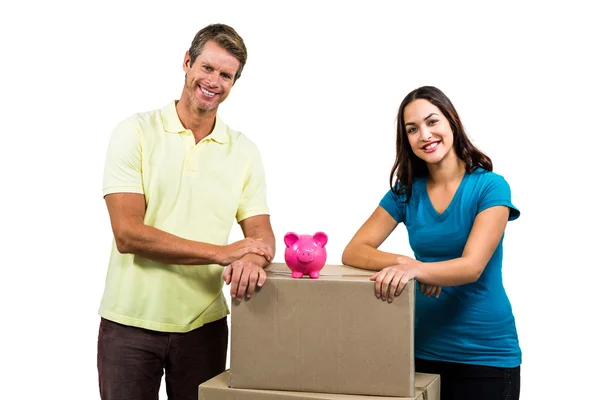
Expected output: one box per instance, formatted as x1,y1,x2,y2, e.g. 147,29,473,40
113,228,137,254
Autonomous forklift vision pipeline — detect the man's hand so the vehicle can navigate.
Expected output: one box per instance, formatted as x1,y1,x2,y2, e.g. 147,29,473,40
218,238,273,266
223,257,267,300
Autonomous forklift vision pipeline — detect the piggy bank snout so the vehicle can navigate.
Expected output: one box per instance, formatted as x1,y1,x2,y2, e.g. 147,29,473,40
297,249,315,263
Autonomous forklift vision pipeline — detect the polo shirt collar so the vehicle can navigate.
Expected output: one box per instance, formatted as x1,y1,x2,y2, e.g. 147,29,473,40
160,100,229,144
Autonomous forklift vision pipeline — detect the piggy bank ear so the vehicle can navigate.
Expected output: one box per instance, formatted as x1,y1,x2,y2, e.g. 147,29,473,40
313,232,328,247
284,232,299,247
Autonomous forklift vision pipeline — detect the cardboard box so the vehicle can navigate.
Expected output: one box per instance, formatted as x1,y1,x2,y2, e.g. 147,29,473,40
200,371,439,400
230,263,415,397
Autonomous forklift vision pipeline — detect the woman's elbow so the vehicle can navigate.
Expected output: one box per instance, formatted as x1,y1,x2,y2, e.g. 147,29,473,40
466,263,486,283
341,252,350,266
341,244,355,266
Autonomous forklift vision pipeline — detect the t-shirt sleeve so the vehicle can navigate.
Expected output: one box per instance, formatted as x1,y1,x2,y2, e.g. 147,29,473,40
379,187,406,224
102,116,144,197
478,173,520,221
236,142,270,222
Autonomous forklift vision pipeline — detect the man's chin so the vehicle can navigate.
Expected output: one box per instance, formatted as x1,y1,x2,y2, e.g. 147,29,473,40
192,98,219,112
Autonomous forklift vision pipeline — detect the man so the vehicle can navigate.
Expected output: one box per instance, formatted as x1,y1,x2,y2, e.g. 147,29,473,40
97,24,275,400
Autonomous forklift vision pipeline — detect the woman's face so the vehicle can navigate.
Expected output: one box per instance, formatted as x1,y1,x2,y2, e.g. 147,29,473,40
403,99,455,165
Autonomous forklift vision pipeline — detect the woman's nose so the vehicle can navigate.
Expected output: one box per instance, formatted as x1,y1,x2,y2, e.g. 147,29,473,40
420,127,432,141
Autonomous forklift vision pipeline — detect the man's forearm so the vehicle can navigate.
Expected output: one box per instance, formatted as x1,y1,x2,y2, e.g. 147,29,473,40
239,227,276,268
115,223,224,265
239,253,271,268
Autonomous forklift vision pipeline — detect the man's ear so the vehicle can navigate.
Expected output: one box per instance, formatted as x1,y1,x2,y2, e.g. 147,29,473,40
183,51,191,72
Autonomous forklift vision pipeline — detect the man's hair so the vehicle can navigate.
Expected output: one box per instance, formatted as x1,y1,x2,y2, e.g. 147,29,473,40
188,24,247,82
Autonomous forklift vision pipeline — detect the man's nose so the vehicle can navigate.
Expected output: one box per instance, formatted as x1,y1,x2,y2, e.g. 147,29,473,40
206,72,219,87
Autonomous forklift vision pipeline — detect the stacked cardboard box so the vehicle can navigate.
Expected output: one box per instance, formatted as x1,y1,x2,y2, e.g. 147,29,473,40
199,263,440,400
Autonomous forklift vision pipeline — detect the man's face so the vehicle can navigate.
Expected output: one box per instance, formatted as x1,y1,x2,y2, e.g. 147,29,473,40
183,41,240,112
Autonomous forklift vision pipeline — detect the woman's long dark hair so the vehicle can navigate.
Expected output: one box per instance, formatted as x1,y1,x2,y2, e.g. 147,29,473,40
389,86,493,202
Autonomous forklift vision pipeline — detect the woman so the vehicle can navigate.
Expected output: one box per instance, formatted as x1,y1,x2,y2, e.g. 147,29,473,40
342,86,521,400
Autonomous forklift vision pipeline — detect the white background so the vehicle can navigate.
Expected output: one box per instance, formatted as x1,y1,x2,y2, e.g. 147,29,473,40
1,1,598,399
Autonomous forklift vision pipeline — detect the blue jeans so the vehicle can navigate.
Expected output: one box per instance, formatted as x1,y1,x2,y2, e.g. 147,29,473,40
97,317,227,400
416,357,520,400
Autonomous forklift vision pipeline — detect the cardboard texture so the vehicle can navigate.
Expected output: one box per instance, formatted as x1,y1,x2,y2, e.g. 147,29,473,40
229,263,416,397
199,371,440,400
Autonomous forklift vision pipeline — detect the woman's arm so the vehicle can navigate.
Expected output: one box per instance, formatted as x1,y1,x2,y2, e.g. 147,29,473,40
372,205,510,301
342,206,415,270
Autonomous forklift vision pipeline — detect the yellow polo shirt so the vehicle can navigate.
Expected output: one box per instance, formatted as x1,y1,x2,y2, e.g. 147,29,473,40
99,100,269,332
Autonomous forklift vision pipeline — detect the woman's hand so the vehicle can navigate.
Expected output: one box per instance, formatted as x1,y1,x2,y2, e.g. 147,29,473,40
370,262,442,302
370,265,420,303
418,282,442,298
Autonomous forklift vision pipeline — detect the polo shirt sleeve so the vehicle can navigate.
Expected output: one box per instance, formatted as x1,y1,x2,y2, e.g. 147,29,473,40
477,173,520,221
102,116,144,197
236,143,269,222
379,187,406,224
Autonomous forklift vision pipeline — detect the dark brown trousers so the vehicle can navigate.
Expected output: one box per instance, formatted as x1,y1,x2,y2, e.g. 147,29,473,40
97,317,227,400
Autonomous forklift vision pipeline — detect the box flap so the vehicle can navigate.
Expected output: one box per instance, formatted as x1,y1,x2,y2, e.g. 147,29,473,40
265,263,374,277
414,374,440,400
200,371,440,400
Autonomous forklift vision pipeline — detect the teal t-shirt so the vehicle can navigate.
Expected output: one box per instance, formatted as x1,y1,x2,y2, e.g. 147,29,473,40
379,168,521,368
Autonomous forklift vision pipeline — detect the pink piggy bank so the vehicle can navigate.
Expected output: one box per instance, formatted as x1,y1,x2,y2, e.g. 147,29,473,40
284,232,328,279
